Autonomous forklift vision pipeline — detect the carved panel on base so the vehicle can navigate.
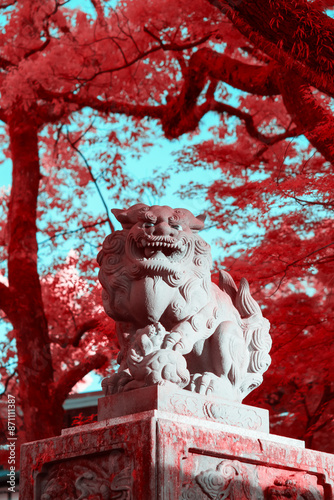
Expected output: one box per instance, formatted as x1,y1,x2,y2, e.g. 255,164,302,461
36,449,131,500
180,457,325,500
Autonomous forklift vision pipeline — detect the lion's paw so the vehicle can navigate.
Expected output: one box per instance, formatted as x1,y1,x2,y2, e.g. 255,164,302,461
162,331,193,353
101,371,133,395
188,372,237,399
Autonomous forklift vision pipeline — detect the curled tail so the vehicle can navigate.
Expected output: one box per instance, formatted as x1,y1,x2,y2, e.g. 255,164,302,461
219,270,272,398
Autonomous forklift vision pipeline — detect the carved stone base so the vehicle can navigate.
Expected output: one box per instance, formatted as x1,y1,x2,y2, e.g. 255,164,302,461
98,384,270,432
20,388,334,499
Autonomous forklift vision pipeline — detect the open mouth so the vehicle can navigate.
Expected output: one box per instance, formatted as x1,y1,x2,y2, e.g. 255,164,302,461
128,236,188,265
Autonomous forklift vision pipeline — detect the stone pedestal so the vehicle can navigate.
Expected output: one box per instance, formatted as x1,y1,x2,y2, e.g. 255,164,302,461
20,387,334,499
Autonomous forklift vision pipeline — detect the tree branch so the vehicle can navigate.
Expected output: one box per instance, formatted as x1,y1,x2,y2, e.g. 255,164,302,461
54,352,109,405
0,371,17,397
65,31,215,86
50,318,102,347
36,82,165,121
264,241,334,294
190,47,280,96
207,0,334,97
65,129,115,233
158,48,280,138
71,319,101,347
212,100,301,145
279,73,334,164
38,218,109,246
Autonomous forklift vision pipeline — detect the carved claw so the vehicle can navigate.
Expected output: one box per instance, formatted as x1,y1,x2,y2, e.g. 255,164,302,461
189,373,214,395
162,331,182,349
163,331,194,354
189,372,238,399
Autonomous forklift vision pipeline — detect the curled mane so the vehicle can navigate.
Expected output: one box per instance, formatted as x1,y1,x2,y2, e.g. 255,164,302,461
97,228,213,320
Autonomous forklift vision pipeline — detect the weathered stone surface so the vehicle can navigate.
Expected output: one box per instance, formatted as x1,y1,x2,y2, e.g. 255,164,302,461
36,453,131,499
20,409,333,499
98,203,272,403
98,384,270,433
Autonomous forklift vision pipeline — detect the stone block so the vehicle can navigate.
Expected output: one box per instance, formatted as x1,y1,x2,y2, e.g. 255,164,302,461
20,389,334,499
98,384,270,433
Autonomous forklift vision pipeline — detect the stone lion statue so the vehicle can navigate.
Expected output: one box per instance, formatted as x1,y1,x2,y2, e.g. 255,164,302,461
97,203,271,402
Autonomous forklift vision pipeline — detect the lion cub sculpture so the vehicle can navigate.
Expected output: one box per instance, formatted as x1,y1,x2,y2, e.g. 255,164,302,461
98,203,271,402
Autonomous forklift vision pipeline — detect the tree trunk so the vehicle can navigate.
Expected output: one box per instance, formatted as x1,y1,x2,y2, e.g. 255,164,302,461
7,111,61,441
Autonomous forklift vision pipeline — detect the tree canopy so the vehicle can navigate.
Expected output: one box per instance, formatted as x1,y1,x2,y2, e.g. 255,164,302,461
0,0,333,453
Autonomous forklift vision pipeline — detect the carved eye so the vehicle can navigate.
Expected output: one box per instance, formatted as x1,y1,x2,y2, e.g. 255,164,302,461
143,222,155,228
171,224,182,230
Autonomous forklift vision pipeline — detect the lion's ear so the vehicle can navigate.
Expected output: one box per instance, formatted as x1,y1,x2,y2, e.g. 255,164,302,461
111,204,149,229
111,208,124,221
190,213,206,231
196,213,206,224
111,208,130,228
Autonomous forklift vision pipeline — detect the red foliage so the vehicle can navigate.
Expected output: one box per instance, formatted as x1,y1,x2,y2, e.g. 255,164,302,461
71,413,98,427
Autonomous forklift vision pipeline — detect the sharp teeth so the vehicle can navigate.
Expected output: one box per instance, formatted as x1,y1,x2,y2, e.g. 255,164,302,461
141,239,147,247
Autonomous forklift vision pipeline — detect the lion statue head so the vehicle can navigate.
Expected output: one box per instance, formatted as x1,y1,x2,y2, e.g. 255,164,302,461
97,203,212,324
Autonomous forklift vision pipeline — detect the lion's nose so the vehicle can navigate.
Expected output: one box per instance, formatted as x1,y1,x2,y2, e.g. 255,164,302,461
153,222,177,237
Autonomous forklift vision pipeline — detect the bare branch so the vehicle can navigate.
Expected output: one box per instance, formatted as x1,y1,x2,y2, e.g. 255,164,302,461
287,196,334,208
65,128,115,233
266,242,334,295
39,218,109,246
40,32,215,90
212,100,302,145
24,38,51,60
0,371,17,397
